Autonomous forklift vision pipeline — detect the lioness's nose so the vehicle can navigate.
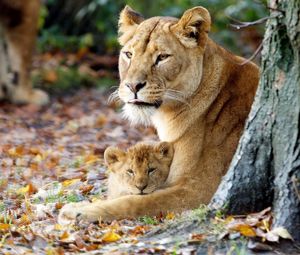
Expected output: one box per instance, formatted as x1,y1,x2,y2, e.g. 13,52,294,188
135,184,147,192
126,81,146,93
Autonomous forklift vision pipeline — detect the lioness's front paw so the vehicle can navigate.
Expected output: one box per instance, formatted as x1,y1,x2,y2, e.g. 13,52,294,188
58,201,90,225
11,88,49,106
29,89,50,106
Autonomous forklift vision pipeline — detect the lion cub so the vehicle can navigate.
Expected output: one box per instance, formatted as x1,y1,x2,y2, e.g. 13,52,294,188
104,142,174,199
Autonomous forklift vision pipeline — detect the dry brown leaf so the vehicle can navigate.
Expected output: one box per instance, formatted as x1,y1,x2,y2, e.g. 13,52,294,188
190,233,206,241
84,154,99,164
17,183,37,196
43,70,58,83
130,225,150,236
0,223,10,231
8,146,25,157
79,184,94,194
60,231,70,240
96,115,107,127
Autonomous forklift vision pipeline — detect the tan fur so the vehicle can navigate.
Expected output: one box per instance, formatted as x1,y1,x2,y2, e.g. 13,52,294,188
0,0,48,105
105,142,173,199
59,6,259,222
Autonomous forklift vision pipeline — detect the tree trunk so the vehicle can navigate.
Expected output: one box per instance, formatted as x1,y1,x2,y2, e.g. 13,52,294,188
210,0,300,241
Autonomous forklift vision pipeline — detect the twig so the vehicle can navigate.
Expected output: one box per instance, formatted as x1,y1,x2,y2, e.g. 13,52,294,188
228,14,280,30
240,41,263,66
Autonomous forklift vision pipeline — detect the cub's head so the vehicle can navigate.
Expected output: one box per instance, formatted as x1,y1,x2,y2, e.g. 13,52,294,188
104,142,173,195
116,5,211,125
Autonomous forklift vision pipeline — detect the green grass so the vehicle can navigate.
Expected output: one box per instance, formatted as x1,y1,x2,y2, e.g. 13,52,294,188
70,157,84,168
227,241,248,255
190,204,209,222
65,194,81,203
0,202,5,213
139,216,159,225
45,194,63,204
43,193,81,204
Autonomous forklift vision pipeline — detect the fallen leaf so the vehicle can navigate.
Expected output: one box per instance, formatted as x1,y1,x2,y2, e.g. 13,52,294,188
8,146,24,157
79,184,94,194
84,154,99,165
60,231,70,240
18,214,31,225
102,230,121,242
231,224,256,237
62,178,81,187
270,227,293,240
265,231,279,242
43,70,58,83
17,183,37,195
130,225,150,236
165,212,175,220
0,223,10,231
190,233,206,241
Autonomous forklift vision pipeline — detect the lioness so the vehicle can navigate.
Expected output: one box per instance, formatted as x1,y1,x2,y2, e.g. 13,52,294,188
0,0,49,105
105,142,173,199
59,5,259,222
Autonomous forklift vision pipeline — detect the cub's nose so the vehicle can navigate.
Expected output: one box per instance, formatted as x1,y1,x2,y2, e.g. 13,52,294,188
135,184,147,192
126,81,146,93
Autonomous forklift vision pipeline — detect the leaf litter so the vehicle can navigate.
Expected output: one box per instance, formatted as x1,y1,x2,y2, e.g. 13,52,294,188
0,88,297,254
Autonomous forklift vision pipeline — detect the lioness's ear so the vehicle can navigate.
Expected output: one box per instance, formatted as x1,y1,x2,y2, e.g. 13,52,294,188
172,6,211,49
156,142,174,161
118,5,144,46
104,147,125,167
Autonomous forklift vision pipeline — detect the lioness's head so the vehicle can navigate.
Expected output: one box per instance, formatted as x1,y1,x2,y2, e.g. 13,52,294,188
104,142,173,195
116,5,211,125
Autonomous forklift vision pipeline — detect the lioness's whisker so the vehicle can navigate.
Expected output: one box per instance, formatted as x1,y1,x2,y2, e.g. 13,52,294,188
166,89,186,96
108,90,121,104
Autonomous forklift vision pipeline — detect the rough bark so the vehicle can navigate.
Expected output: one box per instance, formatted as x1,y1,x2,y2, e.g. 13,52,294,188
210,0,300,241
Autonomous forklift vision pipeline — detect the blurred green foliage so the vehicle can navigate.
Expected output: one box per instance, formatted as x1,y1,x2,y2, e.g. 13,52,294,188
39,0,268,55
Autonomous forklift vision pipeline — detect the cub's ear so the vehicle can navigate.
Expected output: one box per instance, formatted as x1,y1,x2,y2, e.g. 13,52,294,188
118,5,144,46
104,147,125,168
156,142,174,161
171,6,211,49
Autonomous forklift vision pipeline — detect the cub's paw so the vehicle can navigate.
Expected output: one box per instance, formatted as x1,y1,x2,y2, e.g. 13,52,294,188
58,201,90,225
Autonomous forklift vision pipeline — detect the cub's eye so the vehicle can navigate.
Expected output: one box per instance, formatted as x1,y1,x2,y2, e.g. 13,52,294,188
127,169,134,176
148,168,156,175
124,51,132,59
155,54,171,65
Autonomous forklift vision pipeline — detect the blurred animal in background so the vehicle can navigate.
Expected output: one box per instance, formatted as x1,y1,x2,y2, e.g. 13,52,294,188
0,0,48,105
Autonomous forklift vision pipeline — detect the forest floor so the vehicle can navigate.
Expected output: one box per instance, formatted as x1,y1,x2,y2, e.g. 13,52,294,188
0,52,298,254
0,88,299,255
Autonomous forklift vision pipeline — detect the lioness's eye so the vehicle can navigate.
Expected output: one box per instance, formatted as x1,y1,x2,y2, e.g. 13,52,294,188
148,168,156,174
127,169,134,176
124,51,132,59
155,54,171,65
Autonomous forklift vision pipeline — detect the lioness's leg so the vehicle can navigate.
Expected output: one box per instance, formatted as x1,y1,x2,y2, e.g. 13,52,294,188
59,179,201,222
0,0,49,105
